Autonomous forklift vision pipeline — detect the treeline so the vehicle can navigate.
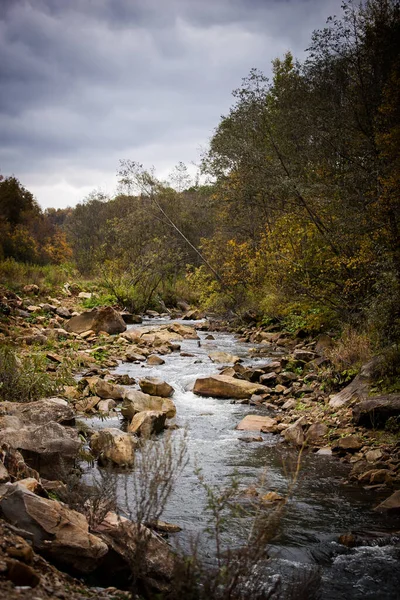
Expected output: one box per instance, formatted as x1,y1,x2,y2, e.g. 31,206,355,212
2,0,399,346
0,176,72,264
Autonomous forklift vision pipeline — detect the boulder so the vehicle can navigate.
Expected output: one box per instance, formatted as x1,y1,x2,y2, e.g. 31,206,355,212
93,512,174,592
352,394,400,428
87,377,125,400
0,483,108,572
122,390,176,419
120,312,142,324
167,323,199,339
147,355,165,365
236,415,277,432
0,398,74,426
0,461,9,483
193,375,270,399
90,428,137,467
208,351,241,364
139,377,174,398
66,307,126,335
329,358,378,409
374,490,400,513
128,411,167,436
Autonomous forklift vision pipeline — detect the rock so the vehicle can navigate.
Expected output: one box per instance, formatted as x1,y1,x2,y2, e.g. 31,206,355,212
208,351,241,364
23,284,39,295
329,358,379,409
0,398,75,426
374,490,400,513
193,375,270,399
113,373,136,386
0,483,108,572
366,449,383,462
238,436,263,443
0,461,9,483
4,558,40,587
261,491,285,503
236,415,277,432
139,377,174,398
128,411,167,436
284,422,305,446
122,390,176,419
182,309,202,320
332,435,363,453
205,334,215,340
352,394,400,428
359,469,392,485
92,512,174,592
90,428,137,467
147,355,165,365
293,349,315,362
145,520,182,533
16,477,44,494
88,378,125,400
56,306,71,319
259,372,278,385
316,447,333,456
66,307,127,335
97,399,117,413
306,422,328,442
78,291,92,299
0,444,39,481
75,396,101,413
166,323,199,339
120,312,142,324
282,399,296,410
125,351,147,362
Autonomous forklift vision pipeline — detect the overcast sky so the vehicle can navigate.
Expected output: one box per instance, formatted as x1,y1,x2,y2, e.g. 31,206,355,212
1,0,344,209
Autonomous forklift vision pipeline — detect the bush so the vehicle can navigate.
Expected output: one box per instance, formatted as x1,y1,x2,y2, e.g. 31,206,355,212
0,345,74,402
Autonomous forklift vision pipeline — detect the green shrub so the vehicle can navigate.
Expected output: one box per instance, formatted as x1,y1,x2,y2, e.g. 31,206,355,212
0,345,74,402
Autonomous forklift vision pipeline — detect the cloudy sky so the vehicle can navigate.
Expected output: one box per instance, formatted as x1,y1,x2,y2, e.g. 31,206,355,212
1,0,344,209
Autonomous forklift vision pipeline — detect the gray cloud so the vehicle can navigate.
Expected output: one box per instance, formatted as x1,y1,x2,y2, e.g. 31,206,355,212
0,0,344,208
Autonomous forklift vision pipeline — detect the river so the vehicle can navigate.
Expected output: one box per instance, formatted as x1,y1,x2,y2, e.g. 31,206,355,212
84,318,400,599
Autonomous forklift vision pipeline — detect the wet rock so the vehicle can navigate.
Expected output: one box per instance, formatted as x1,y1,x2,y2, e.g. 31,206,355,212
128,410,167,436
147,354,165,365
193,375,270,399
145,520,182,533
316,447,333,456
261,491,285,503
90,428,138,467
236,415,277,432
374,490,400,512
139,377,174,398
352,394,400,428
66,307,126,335
0,483,108,572
238,436,263,443
121,312,142,324
208,351,241,364
122,390,176,419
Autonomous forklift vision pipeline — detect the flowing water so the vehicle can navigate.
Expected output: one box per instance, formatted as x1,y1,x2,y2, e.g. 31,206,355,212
85,318,400,599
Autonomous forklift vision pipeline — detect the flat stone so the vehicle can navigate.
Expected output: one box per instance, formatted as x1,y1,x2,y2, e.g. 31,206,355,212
236,415,277,432
193,375,270,399
374,490,400,512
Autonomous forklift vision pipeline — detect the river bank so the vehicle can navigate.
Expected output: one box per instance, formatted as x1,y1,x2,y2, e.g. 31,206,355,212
0,284,400,598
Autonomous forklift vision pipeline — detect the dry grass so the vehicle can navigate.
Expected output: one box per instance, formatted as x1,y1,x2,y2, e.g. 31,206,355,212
326,325,372,371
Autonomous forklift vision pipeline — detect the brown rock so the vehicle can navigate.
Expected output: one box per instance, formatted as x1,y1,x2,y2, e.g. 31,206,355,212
147,355,165,365
122,390,176,419
284,422,305,446
333,435,363,453
352,394,400,428
193,375,270,399
90,428,137,467
128,410,167,436
66,307,126,335
236,415,277,432
374,490,400,512
208,351,241,364
139,377,174,398
307,422,328,442
0,483,108,573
